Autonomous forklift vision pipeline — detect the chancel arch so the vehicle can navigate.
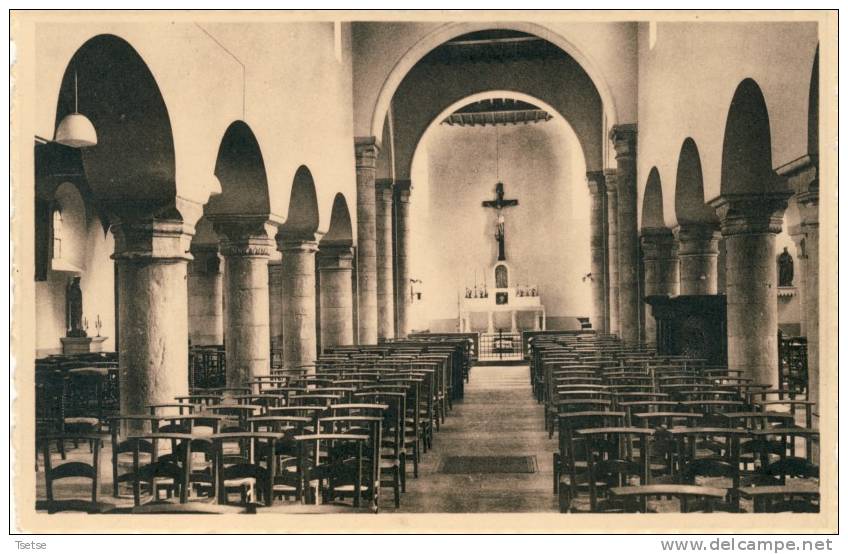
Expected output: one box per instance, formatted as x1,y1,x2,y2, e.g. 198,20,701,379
409,90,591,336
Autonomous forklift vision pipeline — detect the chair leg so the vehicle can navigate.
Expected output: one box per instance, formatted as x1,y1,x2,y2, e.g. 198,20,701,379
393,470,401,508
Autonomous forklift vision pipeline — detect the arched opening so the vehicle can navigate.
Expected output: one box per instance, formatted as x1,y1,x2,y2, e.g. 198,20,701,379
720,79,775,195
808,46,819,161
322,193,354,247
369,22,619,143
54,34,176,219
641,167,665,231
207,120,271,217
675,138,718,227
387,29,605,180
410,91,590,333
281,165,321,239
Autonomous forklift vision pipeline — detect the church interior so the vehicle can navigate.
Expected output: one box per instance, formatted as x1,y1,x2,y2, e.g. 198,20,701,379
14,14,829,520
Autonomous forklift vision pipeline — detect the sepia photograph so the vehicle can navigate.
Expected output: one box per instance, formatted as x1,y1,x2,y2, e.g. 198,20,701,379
8,7,838,535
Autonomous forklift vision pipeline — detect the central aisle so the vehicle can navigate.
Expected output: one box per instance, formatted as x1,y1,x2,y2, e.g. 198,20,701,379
390,364,558,513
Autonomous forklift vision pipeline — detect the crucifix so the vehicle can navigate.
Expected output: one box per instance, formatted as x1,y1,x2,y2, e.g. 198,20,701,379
482,181,518,261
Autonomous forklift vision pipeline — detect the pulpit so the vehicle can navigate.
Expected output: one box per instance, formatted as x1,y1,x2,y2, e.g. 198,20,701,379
646,295,727,366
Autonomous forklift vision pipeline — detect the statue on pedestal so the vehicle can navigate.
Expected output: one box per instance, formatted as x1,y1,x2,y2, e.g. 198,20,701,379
778,247,794,287
66,276,86,337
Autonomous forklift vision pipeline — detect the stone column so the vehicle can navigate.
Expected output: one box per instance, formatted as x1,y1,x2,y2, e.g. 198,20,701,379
641,228,679,347
587,171,608,333
797,190,819,412
112,219,192,416
375,180,395,340
510,310,518,333
605,169,620,336
395,181,412,337
214,219,273,388
711,193,791,387
277,236,319,370
674,223,721,295
188,244,224,346
788,226,808,337
355,138,379,344
318,244,355,350
268,260,284,349
610,125,640,344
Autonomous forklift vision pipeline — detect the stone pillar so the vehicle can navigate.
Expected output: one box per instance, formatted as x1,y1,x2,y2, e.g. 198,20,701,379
610,124,640,344
277,236,319,370
797,190,819,412
395,181,412,338
587,172,608,333
641,228,679,347
268,260,284,349
214,219,273,388
711,193,791,387
674,223,721,295
375,180,395,340
112,219,192,416
188,244,223,346
788,226,808,337
355,138,379,344
605,169,620,336
510,310,518,333
318,244,355,350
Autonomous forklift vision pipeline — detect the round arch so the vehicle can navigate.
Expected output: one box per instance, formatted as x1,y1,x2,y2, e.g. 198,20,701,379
369,22,619,143
675,138,718,226
720,78,775,195
410,90,588,188
206,120,271,218
321,193,354,247
280,165,321,239
641,167,665,231
54,34,176,219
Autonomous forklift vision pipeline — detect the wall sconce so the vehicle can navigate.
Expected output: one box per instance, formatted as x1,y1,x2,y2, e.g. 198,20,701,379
410,278,422,302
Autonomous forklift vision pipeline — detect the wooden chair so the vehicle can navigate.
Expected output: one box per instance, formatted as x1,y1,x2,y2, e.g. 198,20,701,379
129,433,210,506
212,432,287,507
39,433,113,513
577,427,654,512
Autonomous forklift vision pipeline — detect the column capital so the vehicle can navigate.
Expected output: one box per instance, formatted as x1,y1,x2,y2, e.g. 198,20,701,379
776,154,818,196
641,227,676,261
375,179,394,201
276,237,320,254
210,216,274,258
395,179,412,202
318,243,354,270
586,171,606,195
355,136,380,169
709,192,792,236
603,168,618,193
609,124,637,159
673,222,721,255
796,188,820,229
112,218,194,263
189,243,222,274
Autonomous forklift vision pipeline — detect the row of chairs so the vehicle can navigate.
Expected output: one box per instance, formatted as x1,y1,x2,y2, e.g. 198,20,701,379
37,337,472,514
529,332,820,514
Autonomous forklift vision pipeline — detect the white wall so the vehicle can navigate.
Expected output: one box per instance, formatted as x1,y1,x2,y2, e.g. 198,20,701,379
35,214,115,357
409,115,593,331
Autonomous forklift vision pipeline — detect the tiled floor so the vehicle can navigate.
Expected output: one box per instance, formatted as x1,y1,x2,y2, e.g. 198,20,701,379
383,364,559,513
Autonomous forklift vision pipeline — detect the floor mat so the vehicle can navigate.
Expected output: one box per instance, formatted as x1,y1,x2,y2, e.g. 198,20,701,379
439,455,537,474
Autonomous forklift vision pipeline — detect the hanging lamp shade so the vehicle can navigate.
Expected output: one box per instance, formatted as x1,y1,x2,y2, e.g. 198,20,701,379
54,113,98,148
54,70,97,148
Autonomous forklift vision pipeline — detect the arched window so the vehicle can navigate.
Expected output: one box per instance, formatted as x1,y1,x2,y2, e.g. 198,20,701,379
51,208,63,260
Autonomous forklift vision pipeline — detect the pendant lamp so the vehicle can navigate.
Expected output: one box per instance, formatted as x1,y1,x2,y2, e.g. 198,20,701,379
54,71,97,148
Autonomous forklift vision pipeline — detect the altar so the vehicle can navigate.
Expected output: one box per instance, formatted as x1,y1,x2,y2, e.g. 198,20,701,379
459,289,546,333
459,262,545,332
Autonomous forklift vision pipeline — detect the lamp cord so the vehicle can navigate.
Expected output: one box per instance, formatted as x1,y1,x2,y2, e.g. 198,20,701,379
495,123,500,181
74,70,78,113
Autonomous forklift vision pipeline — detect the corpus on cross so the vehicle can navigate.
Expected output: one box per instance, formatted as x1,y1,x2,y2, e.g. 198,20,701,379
482,182,518,261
